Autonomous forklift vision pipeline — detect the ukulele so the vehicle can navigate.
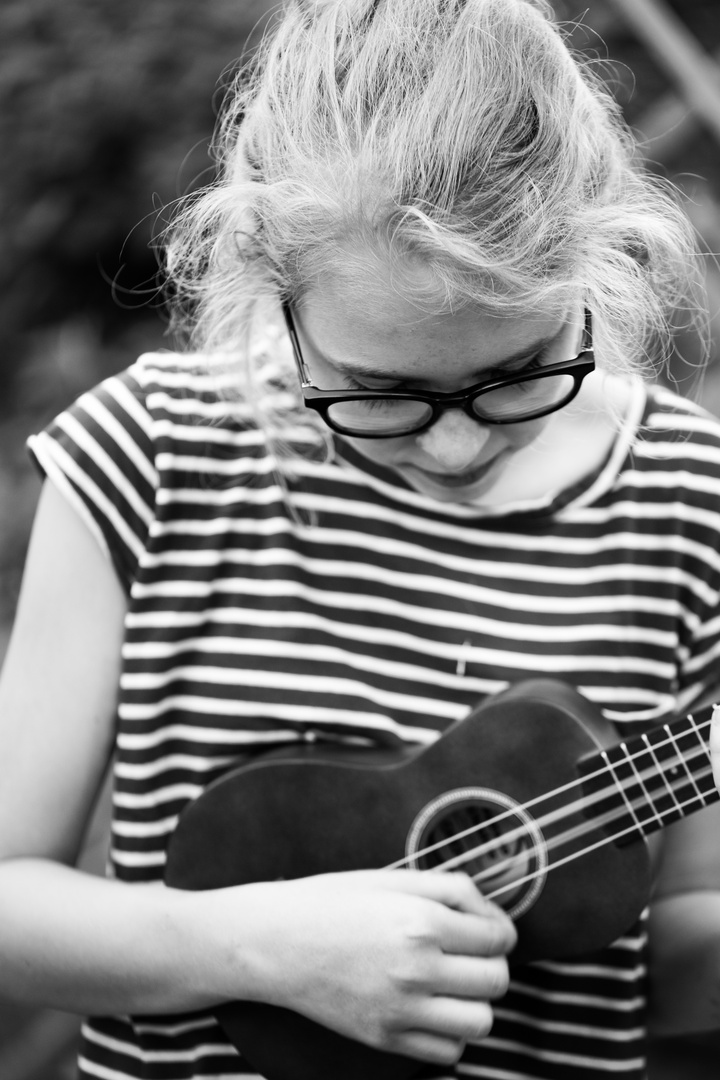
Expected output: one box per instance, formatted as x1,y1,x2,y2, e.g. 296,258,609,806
164,678,720,1080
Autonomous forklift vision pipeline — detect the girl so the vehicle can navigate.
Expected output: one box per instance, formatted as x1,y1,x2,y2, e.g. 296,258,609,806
2,2,720,1078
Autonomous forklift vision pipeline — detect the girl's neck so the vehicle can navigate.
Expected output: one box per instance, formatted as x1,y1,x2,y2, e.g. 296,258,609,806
474,371,640,510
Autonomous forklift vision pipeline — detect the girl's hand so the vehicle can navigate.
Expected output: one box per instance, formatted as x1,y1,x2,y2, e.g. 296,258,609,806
209,869,516,1067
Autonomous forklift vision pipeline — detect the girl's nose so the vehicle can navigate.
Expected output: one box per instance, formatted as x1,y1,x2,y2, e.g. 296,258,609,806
415,410,492,471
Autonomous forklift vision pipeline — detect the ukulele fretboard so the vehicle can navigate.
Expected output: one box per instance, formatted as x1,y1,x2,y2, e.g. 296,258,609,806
579,707,720,844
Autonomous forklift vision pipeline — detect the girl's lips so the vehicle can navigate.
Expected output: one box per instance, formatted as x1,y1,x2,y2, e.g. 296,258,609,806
402,450,508,490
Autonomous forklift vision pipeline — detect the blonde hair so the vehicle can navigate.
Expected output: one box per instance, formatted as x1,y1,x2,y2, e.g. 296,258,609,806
165,0,706,452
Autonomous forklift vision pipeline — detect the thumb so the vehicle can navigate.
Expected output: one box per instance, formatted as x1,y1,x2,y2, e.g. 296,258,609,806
377,869,517,934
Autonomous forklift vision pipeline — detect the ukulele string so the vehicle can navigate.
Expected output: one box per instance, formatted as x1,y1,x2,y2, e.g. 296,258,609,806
445,719,716,882
469,735,717,886
478,756,717,887
442,730,717,890
445,749,717,890
387,713,714,872
480,773,719,903
384,713,715,882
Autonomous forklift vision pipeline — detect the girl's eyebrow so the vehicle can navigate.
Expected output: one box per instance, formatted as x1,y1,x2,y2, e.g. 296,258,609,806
317,333,559,384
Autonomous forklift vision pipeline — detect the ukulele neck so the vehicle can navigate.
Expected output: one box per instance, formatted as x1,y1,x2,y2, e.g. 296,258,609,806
579,706,720,845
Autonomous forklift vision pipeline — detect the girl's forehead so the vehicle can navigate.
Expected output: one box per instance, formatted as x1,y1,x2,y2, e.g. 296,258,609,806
301,249,450,324
297,277,571,382
297,245,573,341
299,266,568,355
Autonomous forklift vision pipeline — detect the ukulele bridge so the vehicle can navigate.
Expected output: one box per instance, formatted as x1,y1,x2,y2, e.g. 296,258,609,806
405,787,548,919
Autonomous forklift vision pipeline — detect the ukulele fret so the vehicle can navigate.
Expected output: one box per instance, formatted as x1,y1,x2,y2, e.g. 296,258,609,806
579,745,646,841
605,743,660,837
656,714,717,810
634,725,684,827
664,723,705,802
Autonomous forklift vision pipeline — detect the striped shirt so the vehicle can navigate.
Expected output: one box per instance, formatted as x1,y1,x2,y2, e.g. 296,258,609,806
28,351,720,1080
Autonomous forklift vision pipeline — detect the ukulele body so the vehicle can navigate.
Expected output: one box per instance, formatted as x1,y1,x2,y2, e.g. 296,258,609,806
165,679,653,1080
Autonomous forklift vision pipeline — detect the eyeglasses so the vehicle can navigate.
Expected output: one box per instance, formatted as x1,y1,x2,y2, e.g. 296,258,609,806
283,304,594,439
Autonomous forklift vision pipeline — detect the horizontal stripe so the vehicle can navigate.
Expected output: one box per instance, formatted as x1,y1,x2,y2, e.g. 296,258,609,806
469,1034,645,1070
129,574,694,620
484,1009,645,1039
112,815,178,837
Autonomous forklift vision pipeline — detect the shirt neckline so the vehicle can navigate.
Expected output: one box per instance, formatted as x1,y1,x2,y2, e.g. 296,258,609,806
333,378,649,522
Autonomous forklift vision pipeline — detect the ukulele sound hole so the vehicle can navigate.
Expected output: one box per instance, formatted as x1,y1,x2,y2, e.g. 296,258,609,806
406,787,547,920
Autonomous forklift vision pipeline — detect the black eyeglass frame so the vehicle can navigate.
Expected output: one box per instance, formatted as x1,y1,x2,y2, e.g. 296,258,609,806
283,303,595,438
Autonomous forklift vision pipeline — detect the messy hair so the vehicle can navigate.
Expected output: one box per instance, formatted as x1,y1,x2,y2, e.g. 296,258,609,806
165,0,706,454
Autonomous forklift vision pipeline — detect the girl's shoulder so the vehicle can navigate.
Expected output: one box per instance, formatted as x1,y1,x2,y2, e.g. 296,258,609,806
121,351,259,430
635,381,720,464
642,379,720,428
27,352,273,592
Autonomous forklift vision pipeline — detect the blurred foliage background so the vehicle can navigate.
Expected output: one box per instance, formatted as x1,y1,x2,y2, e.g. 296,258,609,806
0,0,719,1076
0,0,275,661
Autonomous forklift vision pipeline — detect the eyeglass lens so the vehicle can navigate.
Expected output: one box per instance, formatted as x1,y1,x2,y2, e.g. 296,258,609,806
325,370,579,435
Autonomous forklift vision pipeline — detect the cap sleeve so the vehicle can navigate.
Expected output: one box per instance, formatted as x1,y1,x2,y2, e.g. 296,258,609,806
27,361,158,593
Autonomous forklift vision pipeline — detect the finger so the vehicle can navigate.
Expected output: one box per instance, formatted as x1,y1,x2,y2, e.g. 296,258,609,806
382,869,516,927
433,952,510,1000
415,994,495,1042
711,706,720,791
433,903,517,957
390,1029,466,1066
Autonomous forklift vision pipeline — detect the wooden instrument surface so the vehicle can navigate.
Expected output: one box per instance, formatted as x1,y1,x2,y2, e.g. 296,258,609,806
165,678,719,1080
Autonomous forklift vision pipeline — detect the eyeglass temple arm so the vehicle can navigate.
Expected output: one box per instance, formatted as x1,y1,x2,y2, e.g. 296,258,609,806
282,302,314,385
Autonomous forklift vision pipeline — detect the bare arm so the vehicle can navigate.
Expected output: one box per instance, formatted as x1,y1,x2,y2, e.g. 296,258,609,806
647,802,720,1035
0,482,124,865
0,481,515,1066
0,480,217,1013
